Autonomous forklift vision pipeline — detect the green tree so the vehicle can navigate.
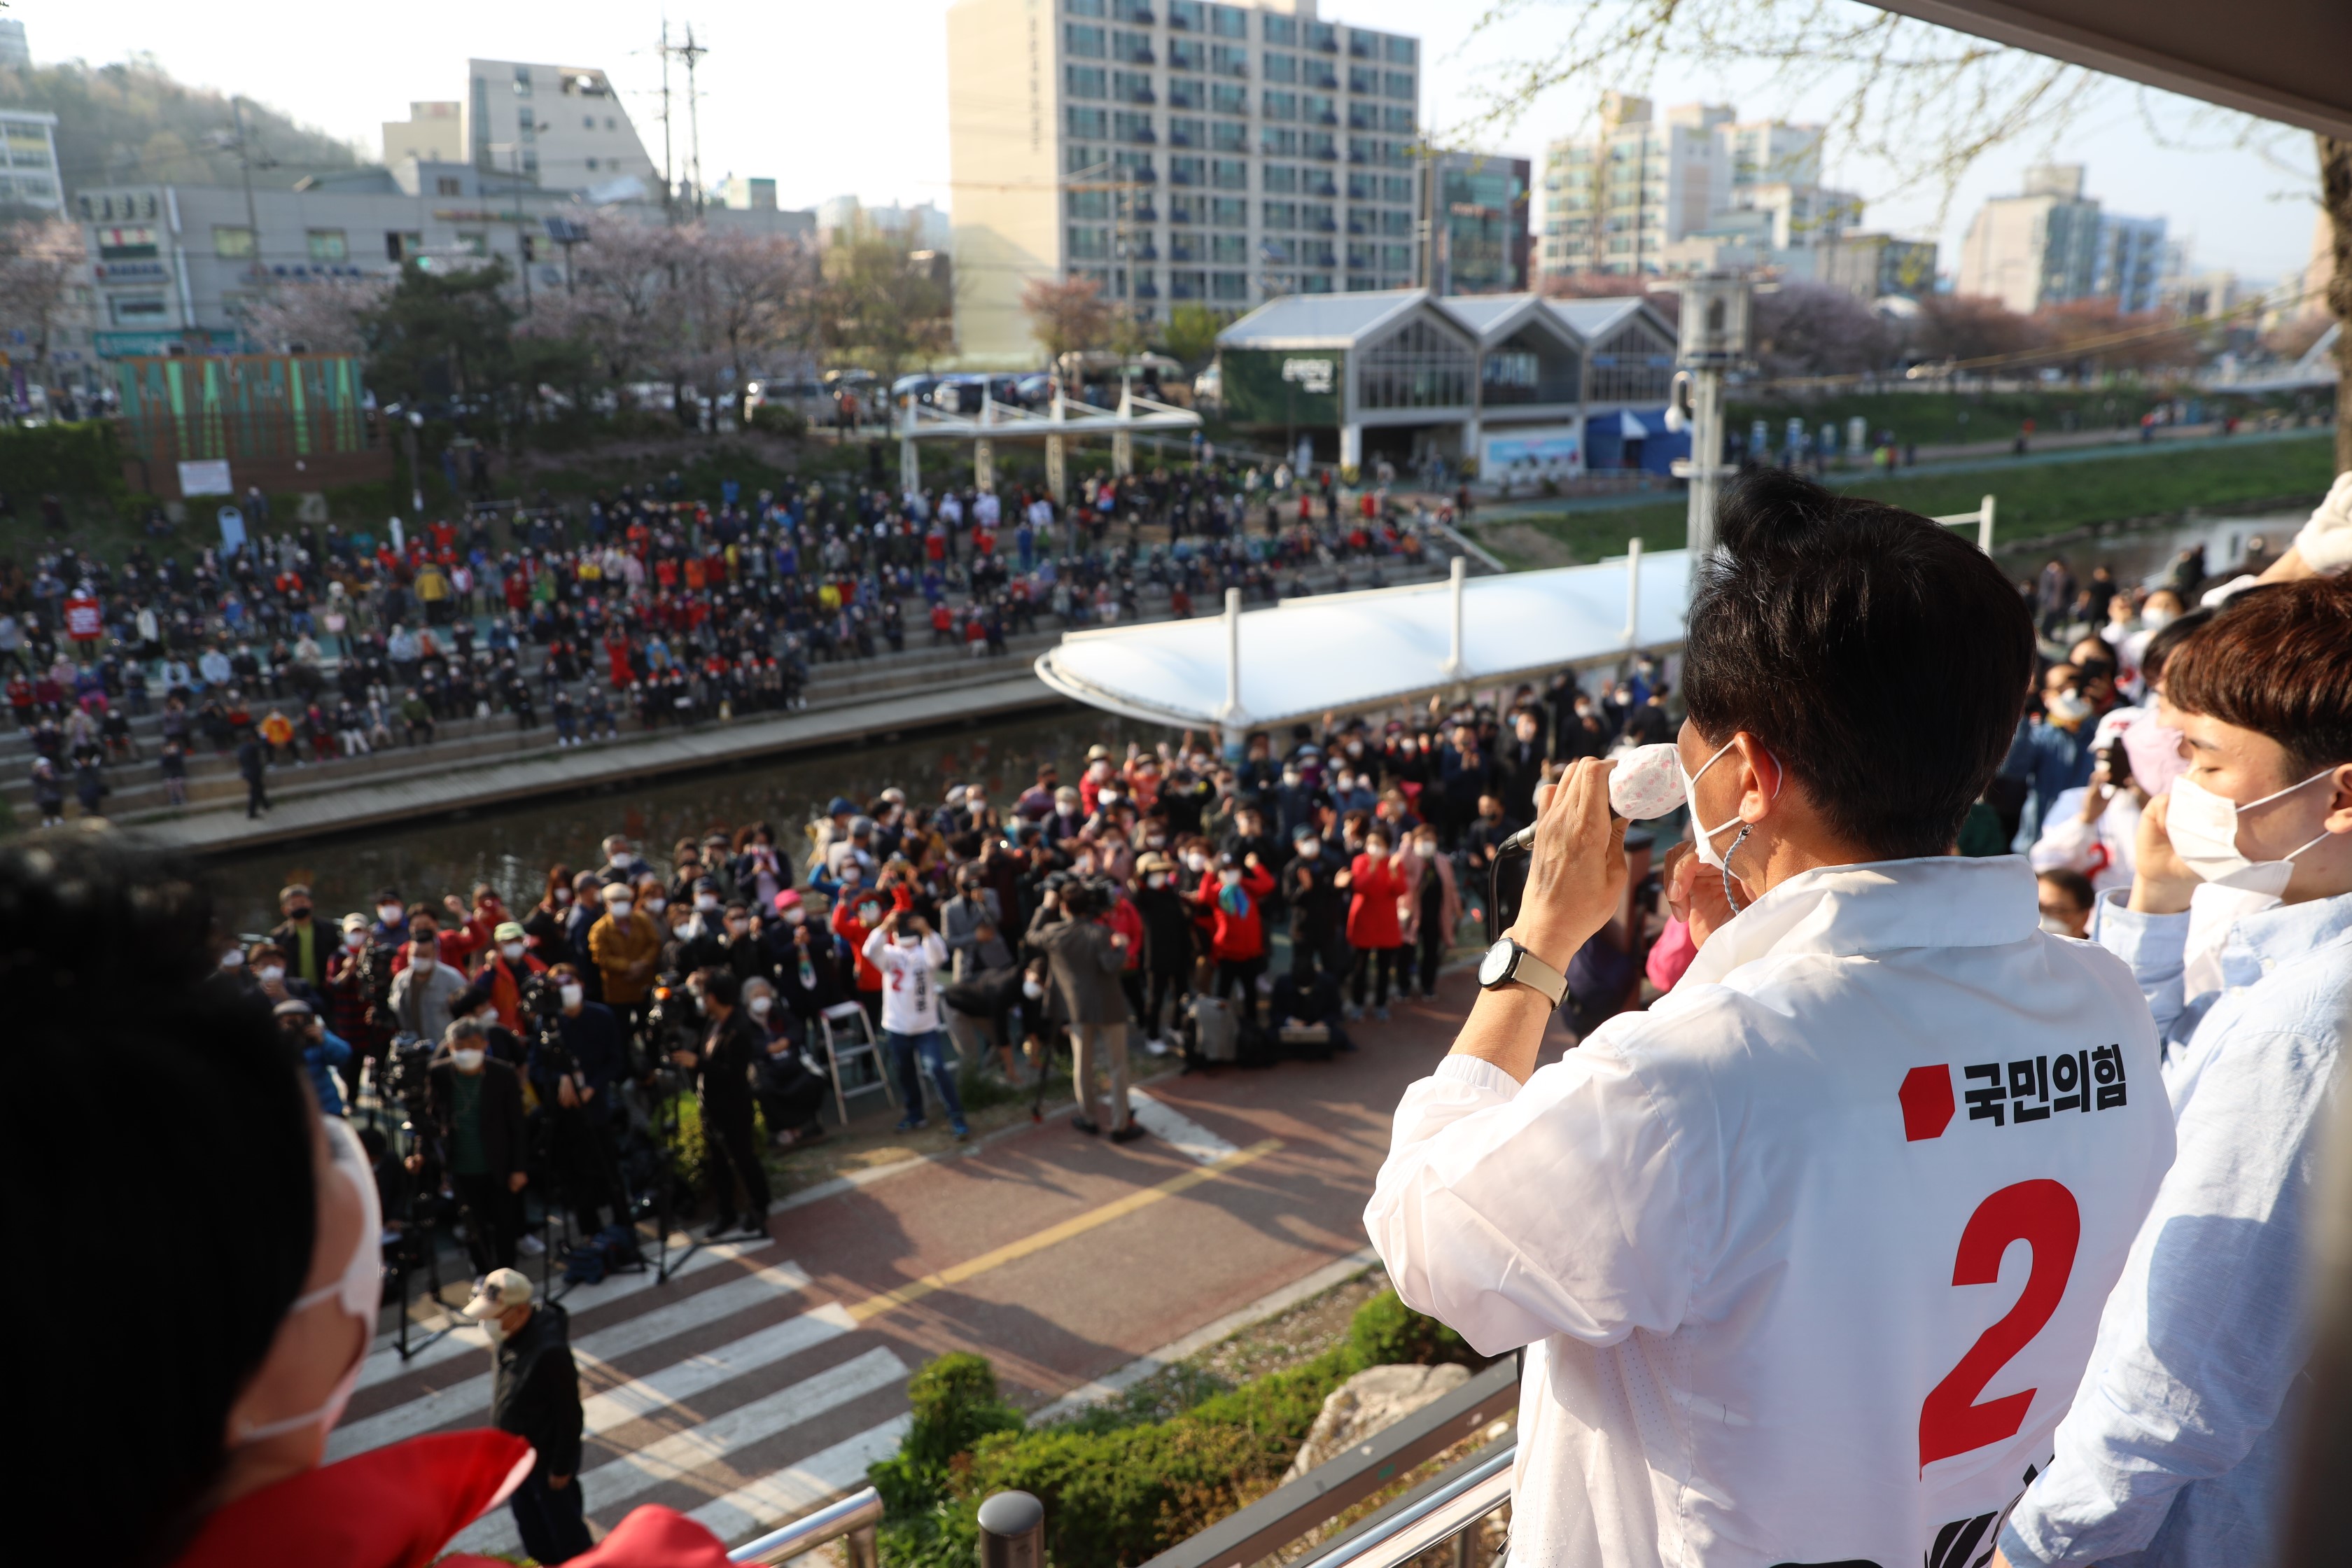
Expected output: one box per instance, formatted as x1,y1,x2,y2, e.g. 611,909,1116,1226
360,258,523,414
1021,274,1112,363
0,55,360,195
1160,303,1231,372
820,237,953,381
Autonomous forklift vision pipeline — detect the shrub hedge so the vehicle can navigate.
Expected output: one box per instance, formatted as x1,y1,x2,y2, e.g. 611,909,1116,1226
0,421,128,501
871,1289,1479,1568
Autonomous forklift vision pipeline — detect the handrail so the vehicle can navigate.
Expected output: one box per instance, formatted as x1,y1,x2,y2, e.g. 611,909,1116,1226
727,1485,883,1567
1296,1441,1515,1568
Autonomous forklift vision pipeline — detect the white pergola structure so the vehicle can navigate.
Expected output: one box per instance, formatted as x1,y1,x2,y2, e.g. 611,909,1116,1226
895,388,1204,500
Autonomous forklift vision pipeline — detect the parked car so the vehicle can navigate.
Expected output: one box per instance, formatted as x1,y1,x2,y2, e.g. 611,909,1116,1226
891,373,944,408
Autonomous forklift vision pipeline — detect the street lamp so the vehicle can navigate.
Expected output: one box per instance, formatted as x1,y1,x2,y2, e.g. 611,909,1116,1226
1665,272,1750,566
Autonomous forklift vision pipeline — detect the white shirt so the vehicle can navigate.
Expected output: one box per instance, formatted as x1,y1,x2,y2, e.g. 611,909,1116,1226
862,929,947,1035
2028,785,2143,892
1365,857,2174,1568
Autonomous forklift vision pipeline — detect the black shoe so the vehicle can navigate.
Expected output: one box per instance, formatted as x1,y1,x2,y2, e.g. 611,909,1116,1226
703,1215,737,1240
1072,1116,1101,1136
1108,1124,1146,1144
734,1214,771,1238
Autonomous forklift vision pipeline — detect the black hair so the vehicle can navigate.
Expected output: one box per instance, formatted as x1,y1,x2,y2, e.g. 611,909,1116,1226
699,967,743,1009
2037,866,2096,911
1684,470,2036,860
1,833,314,1565
451,981,494,1016
2139,604,2216,692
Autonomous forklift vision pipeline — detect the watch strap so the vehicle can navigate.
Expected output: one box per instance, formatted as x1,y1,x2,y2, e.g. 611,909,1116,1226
1507,944,1568,1007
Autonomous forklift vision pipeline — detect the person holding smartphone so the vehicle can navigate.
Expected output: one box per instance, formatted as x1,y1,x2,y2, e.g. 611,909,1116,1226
1365,470,2175,1568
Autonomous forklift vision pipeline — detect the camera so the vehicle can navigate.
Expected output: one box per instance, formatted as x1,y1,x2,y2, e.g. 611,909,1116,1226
383,1033,437,1117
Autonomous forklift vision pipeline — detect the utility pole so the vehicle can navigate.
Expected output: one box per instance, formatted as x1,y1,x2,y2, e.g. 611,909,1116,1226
657,15,676,224
679,24,707,219
228,97,268,337
1666,272,1751,575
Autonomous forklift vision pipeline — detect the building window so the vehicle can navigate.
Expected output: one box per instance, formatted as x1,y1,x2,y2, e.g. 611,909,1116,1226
1113,150,1157,182
585,157,600,171
1065,0,1105,13
1348,241,1375,270
1212,270,1250,300
1067,65,1107,97
1262,90,1296,121
1067,143,1103,173
1170,193,1203,223
1210,233,1247,264
1301,202,1334,232
512,64,533,96
1210,43,1248,76
1262,201,1297,229
1262,163,1298,193
435,176,463,196
1303,92,1336,126
1113,111,1156,144
213,226,256,259
1211,122,1247,152
457,232,489,258
1305,131,1336,161
1170,155,1205,186
1210,158,1248,189
1303,56,1338,90
1068,225,1112,260
1066,189,1112,218
1306,20,1338,51
1383,106,1414,134
1261,127,1297,156
1358,318,1474,408
1210,83,1247,115
1385,36,1416,64
1168,77,1203,108
1067,106,1110,139
1113,69,1154,104
1381,209,1413,237
386,230,421,261
1172,269,1207,299
1065,23,1105,57
1262,51,1296,83
1170,38,1203,71
1382,243,1413,272
307,230,349,262
1210,4,1246,38
1301,272,1334,293
1210,196,1247,225
1170,117,1204,148
1112,29,1154,64
1382,174,1413,203
1112,0,1152,19
1262,13,1296,44
1384,71,1415,99
1171,232,1202,262
1349,101,1378,130
1349,66,1377,94
1167,0,1201,27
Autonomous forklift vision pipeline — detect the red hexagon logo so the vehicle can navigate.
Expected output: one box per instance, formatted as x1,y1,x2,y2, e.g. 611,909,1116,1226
1900,1065,1956,1142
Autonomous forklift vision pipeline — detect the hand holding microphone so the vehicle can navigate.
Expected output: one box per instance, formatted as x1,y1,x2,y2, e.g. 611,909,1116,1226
1507,757,1632,971
1500,743,1688,855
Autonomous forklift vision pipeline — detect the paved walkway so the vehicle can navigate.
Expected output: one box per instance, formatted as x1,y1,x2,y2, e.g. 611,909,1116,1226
139,673,1060,855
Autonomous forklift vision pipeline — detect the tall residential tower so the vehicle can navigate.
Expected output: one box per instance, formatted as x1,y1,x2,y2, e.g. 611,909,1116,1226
947,0,1422,364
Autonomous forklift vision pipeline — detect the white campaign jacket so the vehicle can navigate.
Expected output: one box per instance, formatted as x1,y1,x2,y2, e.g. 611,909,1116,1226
1364,856,2174,1568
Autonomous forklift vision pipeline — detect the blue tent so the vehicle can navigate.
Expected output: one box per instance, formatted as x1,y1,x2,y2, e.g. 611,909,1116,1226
1584,407,1690,475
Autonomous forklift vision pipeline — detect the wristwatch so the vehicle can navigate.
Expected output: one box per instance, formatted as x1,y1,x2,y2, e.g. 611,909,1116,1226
1478,937,1568,1007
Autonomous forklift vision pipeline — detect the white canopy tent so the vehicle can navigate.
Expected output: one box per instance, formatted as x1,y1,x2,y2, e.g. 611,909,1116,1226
1033,551,1692,732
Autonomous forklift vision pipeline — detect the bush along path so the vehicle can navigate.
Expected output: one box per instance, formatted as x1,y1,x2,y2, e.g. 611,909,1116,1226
867,1290,1483,1568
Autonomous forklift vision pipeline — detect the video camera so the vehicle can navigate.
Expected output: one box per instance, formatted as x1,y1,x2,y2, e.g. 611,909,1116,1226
383,1033,437,1119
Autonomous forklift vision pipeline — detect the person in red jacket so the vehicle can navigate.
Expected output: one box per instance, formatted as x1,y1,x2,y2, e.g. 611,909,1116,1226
1343,826,1408,1019
1198,849,1275,1026
832,878,890,1032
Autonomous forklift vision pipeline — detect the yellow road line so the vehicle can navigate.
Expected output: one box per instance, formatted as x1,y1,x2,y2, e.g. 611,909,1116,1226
844,1138,1284,1323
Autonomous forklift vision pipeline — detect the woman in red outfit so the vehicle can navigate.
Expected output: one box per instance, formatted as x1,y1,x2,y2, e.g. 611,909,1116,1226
10,832,734,1568
1197,848,1275,1026
1343,825,1408,1018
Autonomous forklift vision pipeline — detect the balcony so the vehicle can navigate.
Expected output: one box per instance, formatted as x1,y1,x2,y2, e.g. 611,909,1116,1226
1311,109,1338,125
1126,127,1158,144
1131,202,1159,221
1116,45,1156,64
1134,279,1160,298
1114,2,1155,20
1131,242,1161,260
1119,87,1157,104
1306,218,1336,233
1168,167,1197,186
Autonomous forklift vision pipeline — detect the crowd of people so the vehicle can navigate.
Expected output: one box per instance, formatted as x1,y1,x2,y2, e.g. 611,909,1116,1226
5,463,1445,824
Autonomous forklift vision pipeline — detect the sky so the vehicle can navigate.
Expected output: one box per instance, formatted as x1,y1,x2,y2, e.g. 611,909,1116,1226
14,0,2325,284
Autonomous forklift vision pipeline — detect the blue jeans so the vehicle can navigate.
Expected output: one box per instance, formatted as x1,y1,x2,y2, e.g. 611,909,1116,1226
886,1028,965,1124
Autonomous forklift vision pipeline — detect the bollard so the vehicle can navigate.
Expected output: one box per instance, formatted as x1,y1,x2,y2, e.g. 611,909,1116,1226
976,1490,1044,1568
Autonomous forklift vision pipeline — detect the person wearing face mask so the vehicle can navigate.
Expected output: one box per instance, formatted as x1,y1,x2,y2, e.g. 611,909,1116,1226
1992,578,2352,1568
1344,827,1408,1020
323,912,388,1093
386,931,468,1043
460,1268,591,1563
2002,659,2111,852
527,962,626,1240
1394,825,1463,1002
270,882,326,988
478,920,549,1034
2029,708,2149,895
367,885,410,948
1027,882,1138,1140
1132,852,1198,1051
414,1016,529,1272
2036,867,2096,939
1282,823,1350,987
1367,472,2174,1568
524,864,580,970
862,910,967,1138
587,880,663,1049
598,832,650,884
1199,848,1275,1028
766,888,843,1025
832,883,892,1033
743,975,828,1149
667,969,772,1238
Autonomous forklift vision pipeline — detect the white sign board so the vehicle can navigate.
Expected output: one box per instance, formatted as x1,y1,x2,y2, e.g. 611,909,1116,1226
178,458,233,497
1280,357,1334,395
216,505,247,556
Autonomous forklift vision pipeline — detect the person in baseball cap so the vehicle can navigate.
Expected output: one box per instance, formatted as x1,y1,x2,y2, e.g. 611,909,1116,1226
462,1266,598,1560
461,1265,533,1326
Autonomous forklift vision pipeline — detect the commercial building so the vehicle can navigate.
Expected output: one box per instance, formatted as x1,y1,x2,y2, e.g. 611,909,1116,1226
460,59,660,197
0,107,63,214
1212,288,1679,477
946,0,1424,365
1956,163,2167,314
1536,96,1859,281
817,195,954,250
1818,232,1939,301
1420,151,1530,295
382,102,465,167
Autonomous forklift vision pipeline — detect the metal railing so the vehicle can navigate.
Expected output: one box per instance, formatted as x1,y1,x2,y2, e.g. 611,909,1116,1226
727,1485,882,1567
1297,1440,1513,1568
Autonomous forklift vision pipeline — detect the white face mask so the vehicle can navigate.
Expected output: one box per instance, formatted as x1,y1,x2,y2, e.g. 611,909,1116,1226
2166,770,2336,883
608,851,631,867
784,908,806,925
499,941,525,962
451,1047,486,1071
2046,689,2093,724
342,930,365,950
1184,853,1207,873
1610,742,1690,820
1220,869,1242,886
554,888,573,905
2141,606,2176,631
748,994,773,1016
559,983,584,1009
1681,737,1746,871
644,896,667,915
1022,978,1045,1000
377,904,403,925
695,894,720,911
236,1118,381,1443
1297,839,1322,860
606,899,633,918
1147,872,1167,889
255,965,286,985
410,953,435,973
2038,914,2077,937
1366,844,1390,860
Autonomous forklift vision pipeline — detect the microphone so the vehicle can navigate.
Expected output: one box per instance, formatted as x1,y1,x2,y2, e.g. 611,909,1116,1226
1498,743,1686,855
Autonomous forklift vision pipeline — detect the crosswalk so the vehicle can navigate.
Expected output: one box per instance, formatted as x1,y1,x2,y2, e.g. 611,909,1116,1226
340,1242,911,1552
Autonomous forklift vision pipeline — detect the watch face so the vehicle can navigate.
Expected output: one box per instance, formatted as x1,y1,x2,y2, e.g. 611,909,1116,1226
1478,938,1515,988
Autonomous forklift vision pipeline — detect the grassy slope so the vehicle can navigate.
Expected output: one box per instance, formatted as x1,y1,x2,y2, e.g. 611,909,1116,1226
1478,433,2337,570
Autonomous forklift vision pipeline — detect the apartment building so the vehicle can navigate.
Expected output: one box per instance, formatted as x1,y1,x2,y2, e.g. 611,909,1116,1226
1956,163,2167,314
461,59,659,197
0,107,64,214
382,102,466,167
947,0,1422,365
1422,150,1530,295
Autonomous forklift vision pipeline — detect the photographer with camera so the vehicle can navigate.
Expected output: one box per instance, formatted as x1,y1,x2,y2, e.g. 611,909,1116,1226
1365,472,2175,1568
409,1016,529,1273
528,964,626,1239
386,932,467,1044
276,997,354,1119
743,975,829,1149
668,969,771,1240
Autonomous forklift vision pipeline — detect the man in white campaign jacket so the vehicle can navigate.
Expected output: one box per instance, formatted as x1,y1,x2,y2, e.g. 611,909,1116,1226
1365,470,2175,1568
